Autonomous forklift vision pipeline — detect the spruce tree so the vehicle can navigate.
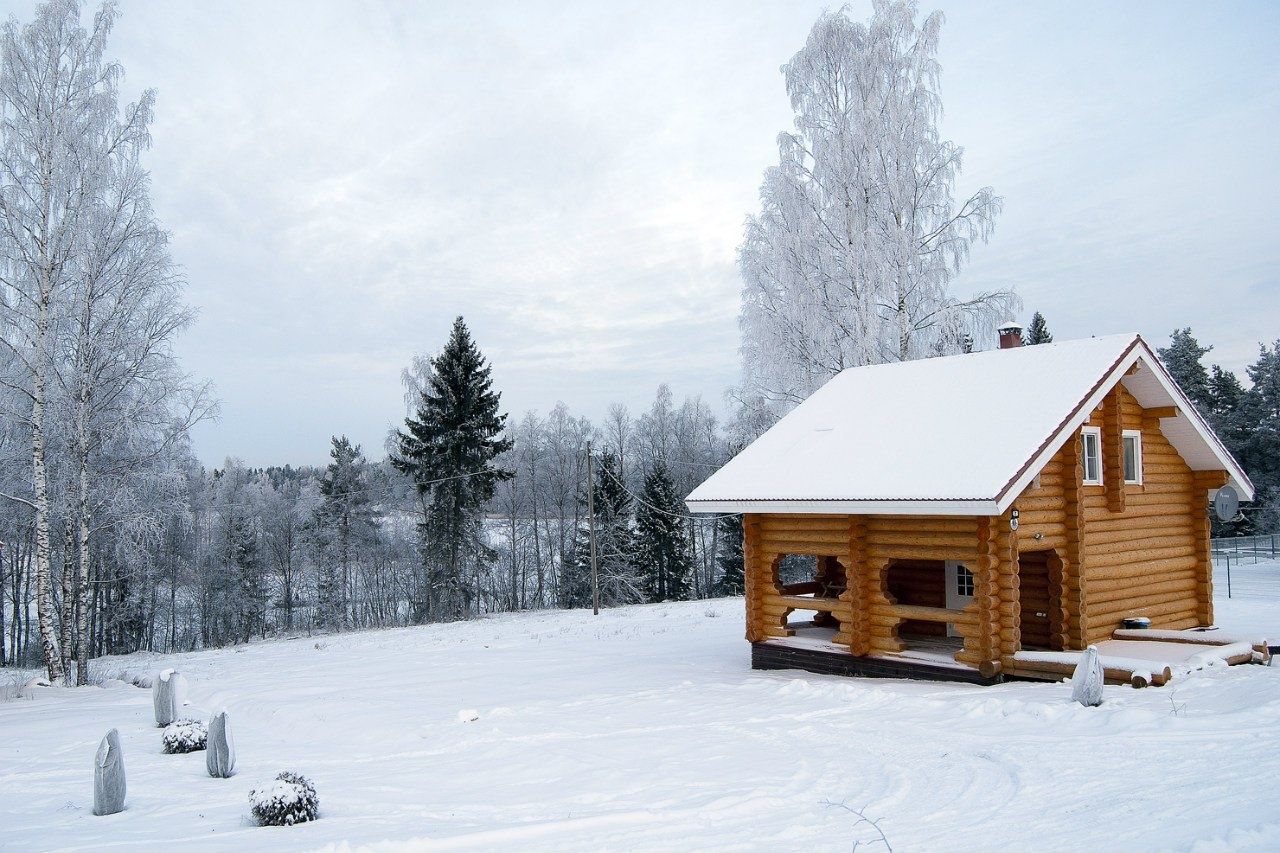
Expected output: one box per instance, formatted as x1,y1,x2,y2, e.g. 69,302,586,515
315,436,376,631
1024,312,1053,345
1237,341,1280,534
392,317,512,621
713,513,745,596
634,462,692,603
564,450,639,608
1157,328,1213,412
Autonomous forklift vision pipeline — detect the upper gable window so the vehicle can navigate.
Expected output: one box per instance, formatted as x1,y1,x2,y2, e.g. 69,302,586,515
1122,430,1143,484
1081,427,1102,485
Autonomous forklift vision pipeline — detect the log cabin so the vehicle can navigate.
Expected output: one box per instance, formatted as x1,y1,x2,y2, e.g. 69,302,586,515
686,331,1254,684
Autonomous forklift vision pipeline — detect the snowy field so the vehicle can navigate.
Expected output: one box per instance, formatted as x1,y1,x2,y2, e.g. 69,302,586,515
3,593,1280,852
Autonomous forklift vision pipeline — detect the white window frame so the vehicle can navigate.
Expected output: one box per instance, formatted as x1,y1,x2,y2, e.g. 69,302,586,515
1122,429,1143,485
1081,426,1103,485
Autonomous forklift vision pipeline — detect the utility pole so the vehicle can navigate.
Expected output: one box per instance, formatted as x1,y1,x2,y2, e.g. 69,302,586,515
586,440,600,615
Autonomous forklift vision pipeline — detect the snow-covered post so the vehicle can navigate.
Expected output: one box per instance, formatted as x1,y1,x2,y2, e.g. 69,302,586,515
93,729,126,816
1070,645,1105,706
153,669,181,726
207,711,236,778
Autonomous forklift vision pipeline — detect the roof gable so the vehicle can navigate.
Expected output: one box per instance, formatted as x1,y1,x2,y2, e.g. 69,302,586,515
686,334,1252,516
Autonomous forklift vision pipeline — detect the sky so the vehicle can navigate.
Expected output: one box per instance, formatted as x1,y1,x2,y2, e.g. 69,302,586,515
3,0,1277,468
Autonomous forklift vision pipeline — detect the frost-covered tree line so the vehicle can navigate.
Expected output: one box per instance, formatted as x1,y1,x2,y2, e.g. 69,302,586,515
1158,329,1280,536
0,375,738,669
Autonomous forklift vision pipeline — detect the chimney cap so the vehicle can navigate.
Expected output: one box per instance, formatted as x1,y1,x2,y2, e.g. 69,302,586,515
996,320,1023,332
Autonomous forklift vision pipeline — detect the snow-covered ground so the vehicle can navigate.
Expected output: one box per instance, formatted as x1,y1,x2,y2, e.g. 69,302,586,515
3,592,1280,852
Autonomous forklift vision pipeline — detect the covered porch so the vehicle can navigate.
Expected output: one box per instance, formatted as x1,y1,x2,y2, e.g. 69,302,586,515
743,512,1024,683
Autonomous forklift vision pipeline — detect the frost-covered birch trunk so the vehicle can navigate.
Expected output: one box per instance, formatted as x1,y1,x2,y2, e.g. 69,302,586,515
30,351,63,683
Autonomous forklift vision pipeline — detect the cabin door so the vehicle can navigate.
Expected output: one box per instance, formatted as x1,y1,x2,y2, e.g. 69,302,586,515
944,560,974,638
1017,550,1056,650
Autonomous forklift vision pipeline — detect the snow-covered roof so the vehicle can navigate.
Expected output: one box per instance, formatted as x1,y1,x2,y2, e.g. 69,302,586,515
687,333,1252,516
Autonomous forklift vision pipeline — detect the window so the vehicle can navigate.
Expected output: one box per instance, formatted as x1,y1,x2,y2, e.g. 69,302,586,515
1081,427,1102,485
1122,430,1142,484
955,564,974,598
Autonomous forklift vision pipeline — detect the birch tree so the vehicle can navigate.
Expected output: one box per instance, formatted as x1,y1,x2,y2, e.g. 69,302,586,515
0,0,121,683
739,1,1016,415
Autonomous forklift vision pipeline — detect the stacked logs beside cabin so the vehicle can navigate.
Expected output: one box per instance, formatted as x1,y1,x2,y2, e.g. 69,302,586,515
741,382,1231,685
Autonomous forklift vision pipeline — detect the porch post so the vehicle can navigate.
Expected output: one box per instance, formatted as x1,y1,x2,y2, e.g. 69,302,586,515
844,516,871,656
742,515,764,643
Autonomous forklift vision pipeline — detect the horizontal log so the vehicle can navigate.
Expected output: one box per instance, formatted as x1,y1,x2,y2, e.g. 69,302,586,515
1006,659,1169,688
1086,573,1196,595
885,604,977,625
760,514,849,525
1090,598,1198,623
1089,585,1197,609
868,546,981,562
1084,504,1189,522
1086,544,1196,563
1016,496,1067,512
1087,556,1198,578
762,594,851,615
759,533,852,548
1085,525,1194,545
866,531,981,547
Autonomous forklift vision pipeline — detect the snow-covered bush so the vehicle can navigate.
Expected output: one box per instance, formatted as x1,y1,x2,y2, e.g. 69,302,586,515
162,719,207,753
1070,645,1105,707
206,711,236,778
249,772,319,826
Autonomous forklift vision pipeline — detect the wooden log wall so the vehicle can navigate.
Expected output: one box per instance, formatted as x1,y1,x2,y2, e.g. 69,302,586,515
1010,382,1223,648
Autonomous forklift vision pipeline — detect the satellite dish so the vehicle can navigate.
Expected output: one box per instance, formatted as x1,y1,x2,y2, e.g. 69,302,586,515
1213,485,1239,522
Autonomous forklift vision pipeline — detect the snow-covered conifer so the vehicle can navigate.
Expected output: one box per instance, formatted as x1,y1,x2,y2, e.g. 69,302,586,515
564,449,642,608
634,463,692,603
315,436,376,631
392,317,512,622
713,514,745,596
1157,328,1214,413
1024,312,1053,345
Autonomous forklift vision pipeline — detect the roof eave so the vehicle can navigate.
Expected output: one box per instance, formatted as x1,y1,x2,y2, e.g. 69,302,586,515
683,498,1003,517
